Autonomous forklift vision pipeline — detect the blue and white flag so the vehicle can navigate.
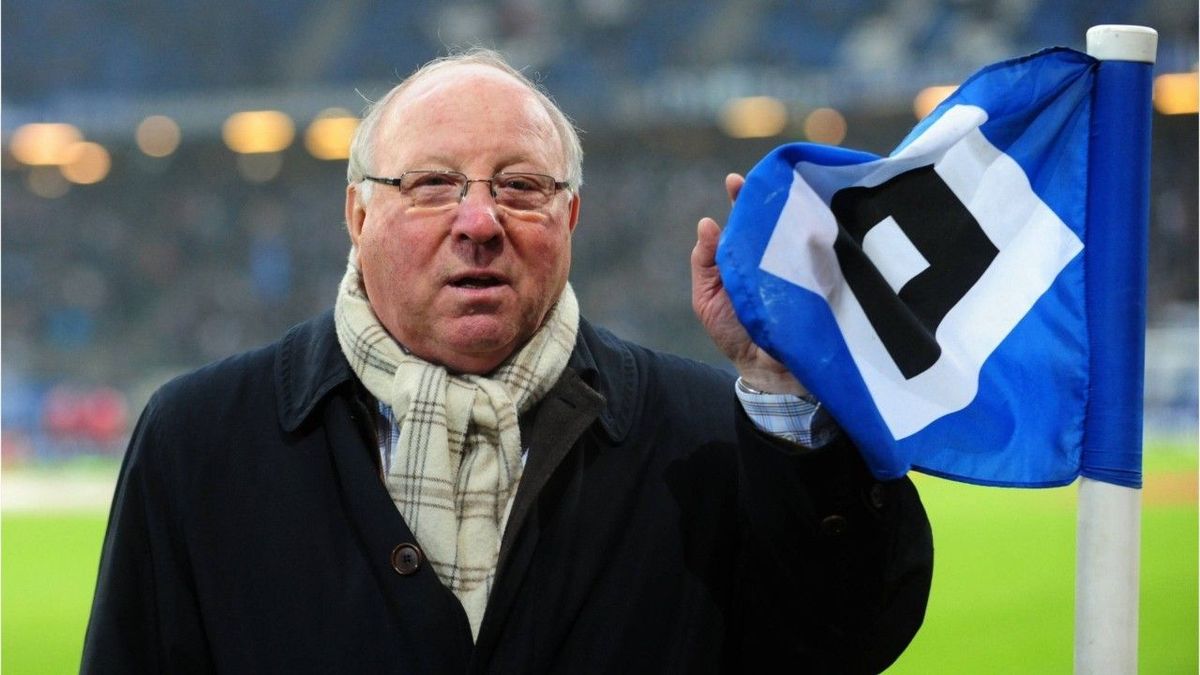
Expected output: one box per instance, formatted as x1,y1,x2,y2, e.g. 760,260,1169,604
719,47,1147,488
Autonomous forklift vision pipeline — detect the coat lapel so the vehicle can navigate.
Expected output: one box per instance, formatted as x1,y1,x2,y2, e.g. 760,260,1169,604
473,321,642,664
321,393,475,661
473,367,603,660
274,312,474,661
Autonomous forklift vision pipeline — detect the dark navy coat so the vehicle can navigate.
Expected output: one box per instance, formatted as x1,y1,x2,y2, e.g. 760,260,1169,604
82,312,933,674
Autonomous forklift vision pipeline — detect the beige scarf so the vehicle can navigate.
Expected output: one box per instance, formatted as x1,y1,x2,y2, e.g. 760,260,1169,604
333,251,578,639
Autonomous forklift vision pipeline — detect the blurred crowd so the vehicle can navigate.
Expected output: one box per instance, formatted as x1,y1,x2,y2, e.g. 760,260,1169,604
3,0,1197,463
4,117,1196,463
7,1,1192,102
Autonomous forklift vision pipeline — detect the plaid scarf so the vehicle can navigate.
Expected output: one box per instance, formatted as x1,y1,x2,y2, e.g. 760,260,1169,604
333,252,578,639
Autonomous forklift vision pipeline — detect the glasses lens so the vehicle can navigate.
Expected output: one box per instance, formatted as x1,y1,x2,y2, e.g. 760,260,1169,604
401,171,466,207
493,173,555,210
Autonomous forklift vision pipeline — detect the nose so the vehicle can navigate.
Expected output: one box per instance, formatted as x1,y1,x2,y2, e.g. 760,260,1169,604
451,180,503,244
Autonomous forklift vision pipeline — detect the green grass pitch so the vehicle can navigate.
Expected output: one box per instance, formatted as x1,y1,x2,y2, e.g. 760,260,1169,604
889,445,1198,674
2,443,1195,674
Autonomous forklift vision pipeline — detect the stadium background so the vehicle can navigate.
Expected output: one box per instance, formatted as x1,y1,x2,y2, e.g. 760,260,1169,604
2,1,1196,672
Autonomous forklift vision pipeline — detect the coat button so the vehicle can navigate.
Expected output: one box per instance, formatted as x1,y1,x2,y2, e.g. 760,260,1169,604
868,483,886,509
820,514,848,536
391,543,423,576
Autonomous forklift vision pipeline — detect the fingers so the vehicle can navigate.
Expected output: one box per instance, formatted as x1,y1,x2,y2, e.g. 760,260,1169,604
693,172,743,286
691,217,725,320
724,173,745,204
692,217,721,270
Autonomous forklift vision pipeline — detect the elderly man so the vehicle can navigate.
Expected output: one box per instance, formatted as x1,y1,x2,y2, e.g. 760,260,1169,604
83,50,932,673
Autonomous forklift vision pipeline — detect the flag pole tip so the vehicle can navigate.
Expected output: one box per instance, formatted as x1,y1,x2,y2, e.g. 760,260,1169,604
1086,25,1158,63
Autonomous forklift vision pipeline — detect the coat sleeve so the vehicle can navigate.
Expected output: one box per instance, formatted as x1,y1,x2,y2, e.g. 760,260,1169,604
80,395,214,674
729,409,934,674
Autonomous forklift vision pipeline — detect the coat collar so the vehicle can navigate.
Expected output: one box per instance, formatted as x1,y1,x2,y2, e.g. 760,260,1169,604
275,310,638,443
275,310,355,433
565,319,637,443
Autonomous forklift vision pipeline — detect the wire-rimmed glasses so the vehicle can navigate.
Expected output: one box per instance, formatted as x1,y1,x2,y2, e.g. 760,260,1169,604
362,170,571,211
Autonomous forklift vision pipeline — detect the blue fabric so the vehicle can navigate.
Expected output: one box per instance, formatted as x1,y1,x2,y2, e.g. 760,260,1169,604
717,47,1150,488
1081,60,1154,487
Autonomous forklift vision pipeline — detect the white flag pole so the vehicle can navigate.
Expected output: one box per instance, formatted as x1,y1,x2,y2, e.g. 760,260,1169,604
1075,25,1158,675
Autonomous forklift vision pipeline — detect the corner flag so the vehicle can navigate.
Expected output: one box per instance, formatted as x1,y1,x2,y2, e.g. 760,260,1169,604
718,47,1148,488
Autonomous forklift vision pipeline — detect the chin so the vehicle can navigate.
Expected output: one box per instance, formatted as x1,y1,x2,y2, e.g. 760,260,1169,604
433,319,525,372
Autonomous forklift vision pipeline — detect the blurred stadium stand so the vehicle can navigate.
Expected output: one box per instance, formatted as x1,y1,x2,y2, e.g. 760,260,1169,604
3,1,1196,464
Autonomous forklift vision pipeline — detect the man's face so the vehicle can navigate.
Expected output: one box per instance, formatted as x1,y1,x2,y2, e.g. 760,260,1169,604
345,65,579,375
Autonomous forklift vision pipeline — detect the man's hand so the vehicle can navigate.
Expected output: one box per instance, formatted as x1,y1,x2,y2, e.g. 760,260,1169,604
691,173,809,396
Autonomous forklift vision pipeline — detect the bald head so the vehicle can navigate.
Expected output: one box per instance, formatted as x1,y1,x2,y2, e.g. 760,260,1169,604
347,50,583,201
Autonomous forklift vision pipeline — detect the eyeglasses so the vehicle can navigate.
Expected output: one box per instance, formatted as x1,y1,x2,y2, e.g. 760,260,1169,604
362,170,571,211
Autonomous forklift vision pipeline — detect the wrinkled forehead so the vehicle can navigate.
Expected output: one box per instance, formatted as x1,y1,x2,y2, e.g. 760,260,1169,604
374,65,564,168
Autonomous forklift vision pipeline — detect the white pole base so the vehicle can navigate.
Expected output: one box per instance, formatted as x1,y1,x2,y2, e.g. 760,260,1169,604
1074,477,1142,675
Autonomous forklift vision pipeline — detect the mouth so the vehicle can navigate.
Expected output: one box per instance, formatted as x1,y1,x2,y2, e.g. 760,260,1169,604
448,272,509,289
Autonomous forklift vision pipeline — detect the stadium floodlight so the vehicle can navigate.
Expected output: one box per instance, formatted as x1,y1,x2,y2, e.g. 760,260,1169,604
9,123,83,166
222,111,295,154
1153,72,1199,115
136,116,182,158
60,142,111,184
305,108,359,160
802,107,847,145
719,96,787,139
913,85,958,120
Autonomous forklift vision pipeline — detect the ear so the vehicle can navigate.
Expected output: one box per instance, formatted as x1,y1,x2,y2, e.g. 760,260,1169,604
345,184,366,249
566,192,581,233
